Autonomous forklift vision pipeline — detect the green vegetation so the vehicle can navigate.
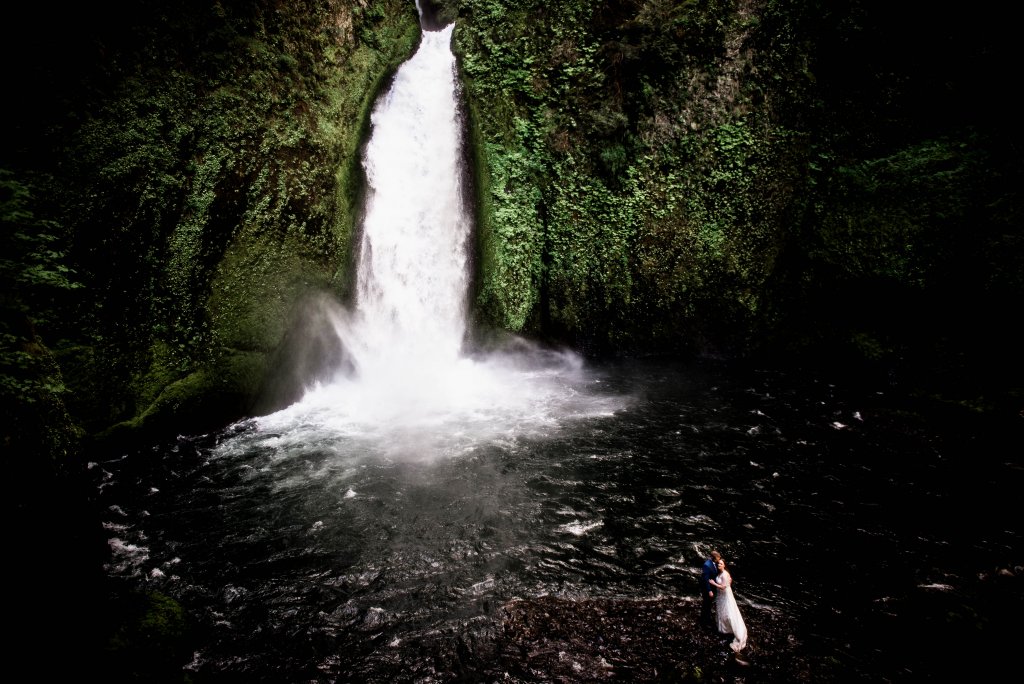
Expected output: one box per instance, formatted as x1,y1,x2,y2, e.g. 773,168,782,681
453,0,1022,396
103,590,193,683
2,0,1019,465
452,0,811,353
0,170,80,471
3,0,420,449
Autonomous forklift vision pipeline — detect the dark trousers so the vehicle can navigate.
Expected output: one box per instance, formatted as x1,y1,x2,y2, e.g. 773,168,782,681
701,591,714,625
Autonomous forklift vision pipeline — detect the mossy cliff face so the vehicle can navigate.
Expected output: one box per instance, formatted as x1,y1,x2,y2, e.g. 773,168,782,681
2,0,420,447
454,0,801,355
450,0,1022,385
3,0,1021,455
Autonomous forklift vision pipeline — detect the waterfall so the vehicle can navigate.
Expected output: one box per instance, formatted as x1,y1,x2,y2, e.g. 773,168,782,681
248,13,625,459
338,21,470,390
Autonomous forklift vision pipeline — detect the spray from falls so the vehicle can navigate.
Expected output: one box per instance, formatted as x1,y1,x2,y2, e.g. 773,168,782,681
246,15,626,459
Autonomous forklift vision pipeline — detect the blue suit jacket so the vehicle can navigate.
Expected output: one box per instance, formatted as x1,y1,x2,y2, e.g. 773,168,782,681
701,558,718,596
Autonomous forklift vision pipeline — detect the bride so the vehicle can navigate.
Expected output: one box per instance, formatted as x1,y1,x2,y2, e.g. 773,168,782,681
709,557,748,652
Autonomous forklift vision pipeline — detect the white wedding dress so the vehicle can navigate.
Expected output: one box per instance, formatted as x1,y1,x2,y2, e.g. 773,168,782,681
715,570,748,652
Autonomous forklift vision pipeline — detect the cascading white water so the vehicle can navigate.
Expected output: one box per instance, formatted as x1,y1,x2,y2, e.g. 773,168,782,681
244,15,626,460
343,22,470,378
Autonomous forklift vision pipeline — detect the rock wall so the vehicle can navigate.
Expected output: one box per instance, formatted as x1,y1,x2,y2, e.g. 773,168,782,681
2,0,1020,459
2,0,421,450
451,0,1022,403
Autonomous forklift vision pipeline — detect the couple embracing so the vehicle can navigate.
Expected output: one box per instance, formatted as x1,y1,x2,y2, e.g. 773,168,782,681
700,549,748,652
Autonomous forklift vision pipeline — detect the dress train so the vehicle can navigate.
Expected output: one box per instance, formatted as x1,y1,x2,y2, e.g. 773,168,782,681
714,571,748,652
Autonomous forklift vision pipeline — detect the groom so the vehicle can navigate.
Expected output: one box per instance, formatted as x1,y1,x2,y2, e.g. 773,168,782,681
700,549,722,627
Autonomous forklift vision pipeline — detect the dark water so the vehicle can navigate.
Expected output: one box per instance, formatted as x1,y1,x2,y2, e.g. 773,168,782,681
92,359,1022,682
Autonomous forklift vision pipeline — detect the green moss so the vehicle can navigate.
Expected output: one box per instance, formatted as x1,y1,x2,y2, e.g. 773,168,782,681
104,590,192,683
812,138,985,285
101,349,267,447
208,235,333,353
454,0,812,352
13,1,422,440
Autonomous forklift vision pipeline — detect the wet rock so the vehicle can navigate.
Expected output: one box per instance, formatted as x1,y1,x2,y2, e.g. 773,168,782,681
476,595,815,682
